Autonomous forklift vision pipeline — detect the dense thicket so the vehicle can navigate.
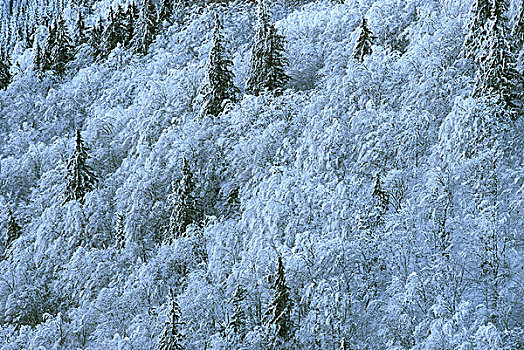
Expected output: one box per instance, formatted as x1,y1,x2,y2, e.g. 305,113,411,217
0,0,523,349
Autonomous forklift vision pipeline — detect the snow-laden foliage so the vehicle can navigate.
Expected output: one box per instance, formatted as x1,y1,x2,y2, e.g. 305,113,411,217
0,0,523,349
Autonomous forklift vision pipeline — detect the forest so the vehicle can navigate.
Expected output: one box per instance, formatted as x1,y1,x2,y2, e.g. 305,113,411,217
0,0,523,348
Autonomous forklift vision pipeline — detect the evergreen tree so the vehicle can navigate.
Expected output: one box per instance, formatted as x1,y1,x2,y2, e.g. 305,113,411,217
513,0,524,50
201,13,240,118
73,11,88,46
353,17,374,62
33,42,42,73
169,158,199,239
124,2,139,48
5,209,21,252
0,50,11,89
114,212,125,249
41,17,73,76
63,130,97,204
132,0,158,55
101,6,128,57
473,0,520,118
88,19,104,58
462,0,491,61
157,290,184,350
246,0,289,95
158,0,173,24
264,256,293,349
227,285,247,341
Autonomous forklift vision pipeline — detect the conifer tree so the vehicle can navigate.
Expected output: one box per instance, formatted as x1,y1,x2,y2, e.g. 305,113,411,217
201,13,240,118
124,2,139,48
33,42,42,73
169,158,199,239
462,0,491,61
73,11,88,46
227,285,247,341
158,0,173,24
63,130,97,204
473,0,520,117
0,50,11,89
264,256,293,349
40,17,73,76
353,17,374,62
157,289,184,350
114,212,125,249
88,19,104,58
5,209,21,251
132,0,158,55
513,0,524,49
246,0,289,95
101,6,128,57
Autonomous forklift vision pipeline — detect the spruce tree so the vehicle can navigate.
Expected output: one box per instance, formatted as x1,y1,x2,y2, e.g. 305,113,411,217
169,158,199,239
114,212,125,249
353,17,374,62
201,13,240,118
513,0,524,50
73,11,88,47
33,42,42,73
157,290,184,350
246,0,289,95
132,0,158,55
0,50,11,89
101,6,128,57
473,0,520,117
227,285,247,341
158,0,173,24
462,0,491,61
49,16,74,76
264,256,293,349
124,2,139,48
5,209,21,251
63,130,97,204
88,19,104,58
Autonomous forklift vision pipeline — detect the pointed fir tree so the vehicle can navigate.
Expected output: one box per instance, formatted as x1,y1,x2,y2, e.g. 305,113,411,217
227,285,247,342
157,289,184,350
41,16,74,76
132,0,158,55
462,0,491,61
246,0,289,95
73,11,88,47
168,157,199,239
101,6,128,57
114,212,125,249
201,13,240,118
513,0,524,50
63,130,97,204
264,256,293,349
88,19,104,58
353,17,375,62
473,0,520,118
0,50,11,89
33,42,42,73
124,2,139,48
158,0,173,25
5,209,21,252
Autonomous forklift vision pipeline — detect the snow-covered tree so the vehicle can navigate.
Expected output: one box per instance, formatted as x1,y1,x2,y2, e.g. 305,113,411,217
88,19,104,58
0,50,10,89
157,290,184,350
5,208,21,252
513,0,524,50
63,130,97,204
169,158,199,239
132,0,158,55
101,6,129,57
201,13,239,118
73,11,88,46
246,0,289,95
264,256,293,349
353,17,374,62
463,0,491,61
41,16,73,76
227,285,247,342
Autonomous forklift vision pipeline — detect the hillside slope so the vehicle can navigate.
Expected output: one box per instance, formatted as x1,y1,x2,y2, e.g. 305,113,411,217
0,0,523,349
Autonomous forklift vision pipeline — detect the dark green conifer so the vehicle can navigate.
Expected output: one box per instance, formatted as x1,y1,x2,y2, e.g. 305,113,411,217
101,6,128,57
157,290,184,350
88,19,104,58
0,50,11,89
63,130,97,204
169,158,199,239
246,0,289,95
513,0,524,49
73,11,88,46
201,13,240,118
264,256,293,349
227,285,247,341
5,209,21,251
462,0,491,61
353,17,374,62
132,0,158,55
